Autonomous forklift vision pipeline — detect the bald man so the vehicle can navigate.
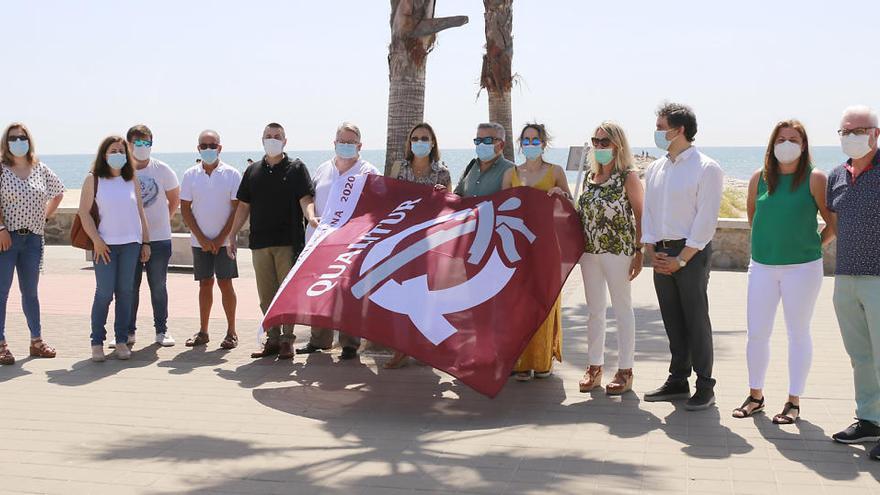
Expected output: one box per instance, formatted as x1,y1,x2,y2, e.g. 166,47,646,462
179,130,243,350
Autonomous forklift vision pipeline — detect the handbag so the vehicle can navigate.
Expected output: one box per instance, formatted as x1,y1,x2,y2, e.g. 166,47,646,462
70,175,99,250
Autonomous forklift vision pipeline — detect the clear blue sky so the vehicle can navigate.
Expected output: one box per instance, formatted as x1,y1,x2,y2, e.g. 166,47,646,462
5,0,878,154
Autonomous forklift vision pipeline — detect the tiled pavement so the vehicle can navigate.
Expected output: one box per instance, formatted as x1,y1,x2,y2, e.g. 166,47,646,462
0,246,878,494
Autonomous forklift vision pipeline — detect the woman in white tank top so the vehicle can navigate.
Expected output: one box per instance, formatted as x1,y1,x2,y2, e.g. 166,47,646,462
77,136,150,362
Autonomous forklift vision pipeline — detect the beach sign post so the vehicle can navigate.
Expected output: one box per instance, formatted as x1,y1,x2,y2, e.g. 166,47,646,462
567,144,591,203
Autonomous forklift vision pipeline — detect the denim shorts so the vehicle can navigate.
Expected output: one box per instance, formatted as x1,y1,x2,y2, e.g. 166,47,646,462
192,247,239,281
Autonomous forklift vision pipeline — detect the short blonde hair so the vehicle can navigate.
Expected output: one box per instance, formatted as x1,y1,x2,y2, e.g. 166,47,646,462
589,121,634,175
1,122,38,166
336,122,361,142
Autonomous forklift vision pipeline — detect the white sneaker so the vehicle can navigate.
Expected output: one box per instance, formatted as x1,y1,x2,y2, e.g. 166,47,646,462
108,334,135,349
114,344,131,360
91,345,106,362
155,333,175,347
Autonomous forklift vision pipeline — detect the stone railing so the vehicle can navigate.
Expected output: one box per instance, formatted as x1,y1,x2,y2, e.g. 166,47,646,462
44,210,835,274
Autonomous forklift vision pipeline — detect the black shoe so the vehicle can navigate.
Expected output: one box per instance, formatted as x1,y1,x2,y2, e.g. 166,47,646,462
340,346,358,360
870,442,880,460
832,419,880,444
295,343,329,355
644,380,690,402
685,388,716,411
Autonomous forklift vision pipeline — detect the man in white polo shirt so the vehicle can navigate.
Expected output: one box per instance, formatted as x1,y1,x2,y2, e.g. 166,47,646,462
125,124,180,348
297,122,379,360
179,130,242,350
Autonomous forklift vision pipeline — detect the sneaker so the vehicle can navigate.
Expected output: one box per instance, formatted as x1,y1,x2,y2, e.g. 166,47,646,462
91,345,106,362
114,344,131,360
832,419,880,444
515,371,533,381
155,333,175,347
685,388,716,411
108,334,135,349
870,442,880,460
340,346,358,360
644,380,690,402
534,369,553,379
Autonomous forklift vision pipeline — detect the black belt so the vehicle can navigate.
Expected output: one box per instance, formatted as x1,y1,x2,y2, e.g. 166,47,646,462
656,239,686,249
12,228,33,235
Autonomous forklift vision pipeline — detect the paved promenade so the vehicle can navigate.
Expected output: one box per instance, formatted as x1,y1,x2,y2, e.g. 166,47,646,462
0,246,878,494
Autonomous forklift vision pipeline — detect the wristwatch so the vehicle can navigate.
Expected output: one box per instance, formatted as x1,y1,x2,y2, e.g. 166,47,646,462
676,256,687,268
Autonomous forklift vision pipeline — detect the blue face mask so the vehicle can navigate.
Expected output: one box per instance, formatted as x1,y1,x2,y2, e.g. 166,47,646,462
199,149,219,164
476,143,497,161
335,143,358,160
107,152,127,169
411,141,432,158
8,140,29,157
594,148,614,165
654,129,674,151
522,145,543,161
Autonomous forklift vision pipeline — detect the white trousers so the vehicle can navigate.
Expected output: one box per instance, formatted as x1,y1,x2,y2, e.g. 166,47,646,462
579,253,636,369
746,258,823,396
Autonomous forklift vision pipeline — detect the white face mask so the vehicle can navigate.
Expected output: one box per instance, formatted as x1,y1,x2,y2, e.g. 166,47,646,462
841,133,872,159
773,141,802,164
263,138,284,157
132,145,151,161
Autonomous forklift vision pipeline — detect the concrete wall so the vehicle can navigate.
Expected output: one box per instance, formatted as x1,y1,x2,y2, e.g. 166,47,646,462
44,209,836,274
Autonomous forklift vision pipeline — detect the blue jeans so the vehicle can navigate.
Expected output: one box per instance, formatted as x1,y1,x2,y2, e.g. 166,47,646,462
0,233,43,341
130,239,171,335
91,242,141,346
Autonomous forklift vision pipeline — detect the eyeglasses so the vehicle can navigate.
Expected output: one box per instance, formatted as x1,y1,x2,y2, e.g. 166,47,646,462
7,136,28,142
838,127,876,136
410,136,431,142
133,139,152,147
521,138,542,146
591,137,612,147
198,143,220,150
474,137,497,145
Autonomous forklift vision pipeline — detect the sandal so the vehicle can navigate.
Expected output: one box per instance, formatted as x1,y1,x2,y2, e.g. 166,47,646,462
29,339,56,358
606,368,633,395
0,344,14,365
772,402,800,424
185,332,210,347
578,365,603,392
220,333,238,350
732,395,765,418
383,351,409,369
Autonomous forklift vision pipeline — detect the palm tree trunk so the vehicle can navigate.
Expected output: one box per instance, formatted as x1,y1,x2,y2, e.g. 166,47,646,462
481,0,514,161
385,0,467,175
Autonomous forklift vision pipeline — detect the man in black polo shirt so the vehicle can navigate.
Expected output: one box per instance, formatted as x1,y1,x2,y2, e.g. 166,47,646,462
229,123,316,360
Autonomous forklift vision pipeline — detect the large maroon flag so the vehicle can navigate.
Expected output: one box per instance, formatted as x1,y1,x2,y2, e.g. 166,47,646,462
262,174,584,397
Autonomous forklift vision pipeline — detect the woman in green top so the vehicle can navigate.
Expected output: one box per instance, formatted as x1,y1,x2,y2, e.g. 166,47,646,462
733,120,835,424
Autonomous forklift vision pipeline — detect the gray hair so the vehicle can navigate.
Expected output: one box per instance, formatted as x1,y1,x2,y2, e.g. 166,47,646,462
336,121,361,142
478,122,506,141
842,105,879,127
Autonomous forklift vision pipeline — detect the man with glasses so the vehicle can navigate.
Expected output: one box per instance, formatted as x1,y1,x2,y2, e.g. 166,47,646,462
641,102,724,411
229,123,316,361
454,122,514,198
296,122,379,361
124,124,180,348
827,106,880,460
179,130,242,350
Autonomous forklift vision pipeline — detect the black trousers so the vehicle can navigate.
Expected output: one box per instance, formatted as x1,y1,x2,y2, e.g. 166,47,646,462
653,241,715,390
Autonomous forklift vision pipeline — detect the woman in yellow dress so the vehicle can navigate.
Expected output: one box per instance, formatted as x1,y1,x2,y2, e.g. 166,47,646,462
501,123,572,381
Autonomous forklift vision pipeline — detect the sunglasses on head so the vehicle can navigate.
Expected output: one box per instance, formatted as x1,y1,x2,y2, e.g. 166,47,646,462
198,143,220,150
473,137,497,145
133,139,152,147
521,138,542,146
591,137,612,147
7,136,28,142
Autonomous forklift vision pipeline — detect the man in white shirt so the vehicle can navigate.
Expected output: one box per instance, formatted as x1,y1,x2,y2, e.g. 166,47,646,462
297,122,379,360
641,103,724,410
179,130,242,350
124,125,180,348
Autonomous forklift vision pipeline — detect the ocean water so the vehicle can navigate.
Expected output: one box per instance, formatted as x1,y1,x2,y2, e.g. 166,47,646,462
39,146,848,189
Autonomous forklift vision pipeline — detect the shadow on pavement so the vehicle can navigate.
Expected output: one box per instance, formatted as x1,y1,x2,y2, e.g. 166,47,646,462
45,344,160,386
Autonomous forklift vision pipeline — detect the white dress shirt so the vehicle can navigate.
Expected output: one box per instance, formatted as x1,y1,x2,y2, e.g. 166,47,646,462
306,157,379,241
641,146,724,250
